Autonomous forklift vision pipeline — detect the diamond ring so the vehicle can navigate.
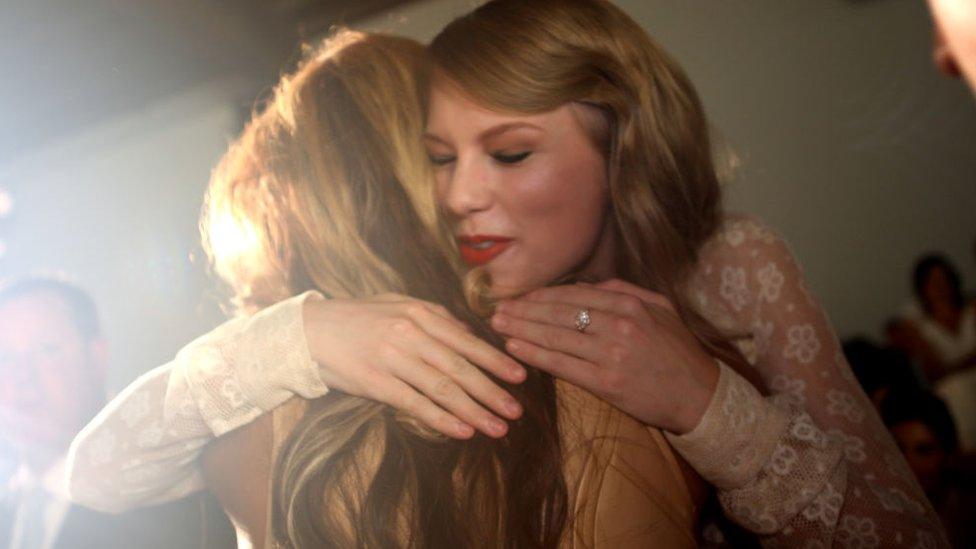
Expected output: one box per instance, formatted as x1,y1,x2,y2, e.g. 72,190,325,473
574,309,591,333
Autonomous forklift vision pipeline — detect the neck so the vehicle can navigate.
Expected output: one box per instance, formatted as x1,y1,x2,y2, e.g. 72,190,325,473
577,215,618,282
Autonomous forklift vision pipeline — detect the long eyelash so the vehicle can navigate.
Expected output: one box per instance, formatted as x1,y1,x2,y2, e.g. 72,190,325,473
493,151,531,164
427,154,456,166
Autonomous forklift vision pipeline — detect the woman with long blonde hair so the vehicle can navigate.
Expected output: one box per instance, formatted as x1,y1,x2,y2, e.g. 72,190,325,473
70,0,947,546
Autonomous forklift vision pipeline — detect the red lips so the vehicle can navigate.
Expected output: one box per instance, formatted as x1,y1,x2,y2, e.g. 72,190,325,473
457,235,513,266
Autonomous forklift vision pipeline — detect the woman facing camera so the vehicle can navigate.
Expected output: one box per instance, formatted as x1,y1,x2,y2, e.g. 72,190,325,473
69,0,947,546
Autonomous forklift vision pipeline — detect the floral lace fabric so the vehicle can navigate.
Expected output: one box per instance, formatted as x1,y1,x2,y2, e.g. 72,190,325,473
681,214,947,547
66,214,948,546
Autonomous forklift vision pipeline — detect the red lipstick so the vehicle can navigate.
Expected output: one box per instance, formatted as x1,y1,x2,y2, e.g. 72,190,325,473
457,235,513,266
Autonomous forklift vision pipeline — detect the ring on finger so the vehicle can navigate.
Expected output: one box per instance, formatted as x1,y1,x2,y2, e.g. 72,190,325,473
574,308,592,333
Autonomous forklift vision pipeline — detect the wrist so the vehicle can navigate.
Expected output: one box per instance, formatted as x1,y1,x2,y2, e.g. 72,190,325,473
670,358,720,435
300,292,328,365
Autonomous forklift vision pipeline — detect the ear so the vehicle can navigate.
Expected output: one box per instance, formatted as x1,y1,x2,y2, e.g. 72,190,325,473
933,25,962,77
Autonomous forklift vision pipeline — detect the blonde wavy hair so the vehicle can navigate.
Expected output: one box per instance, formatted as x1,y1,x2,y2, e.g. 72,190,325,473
202,32,454,312
201,30,567,548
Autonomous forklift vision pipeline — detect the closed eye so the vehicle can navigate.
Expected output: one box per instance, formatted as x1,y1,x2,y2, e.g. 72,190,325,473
492,151,531,164
427,153,456,166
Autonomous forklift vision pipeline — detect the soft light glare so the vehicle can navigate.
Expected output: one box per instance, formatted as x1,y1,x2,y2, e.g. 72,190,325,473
0,188,12,218
208,211,262,264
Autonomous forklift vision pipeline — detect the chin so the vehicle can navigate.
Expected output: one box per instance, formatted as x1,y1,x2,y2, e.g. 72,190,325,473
485,273,530,299
487,271,555,299
487,284,523,300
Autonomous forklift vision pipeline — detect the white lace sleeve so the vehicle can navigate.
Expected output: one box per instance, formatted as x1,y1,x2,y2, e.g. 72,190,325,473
66,291,327,513
677,214,948,547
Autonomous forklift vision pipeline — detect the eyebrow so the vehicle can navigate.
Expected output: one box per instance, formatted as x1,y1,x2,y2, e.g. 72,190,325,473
423,122,545,146
477,122,544,142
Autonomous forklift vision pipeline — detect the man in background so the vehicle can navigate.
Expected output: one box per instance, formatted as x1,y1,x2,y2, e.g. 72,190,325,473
0,276,233,549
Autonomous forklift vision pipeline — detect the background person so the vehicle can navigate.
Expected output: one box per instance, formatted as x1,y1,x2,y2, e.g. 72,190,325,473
0,276,233,549
881,387,976,548
900,254,976,451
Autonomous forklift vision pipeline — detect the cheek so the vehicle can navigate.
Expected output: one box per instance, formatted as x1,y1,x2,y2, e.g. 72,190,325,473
503,155,608,264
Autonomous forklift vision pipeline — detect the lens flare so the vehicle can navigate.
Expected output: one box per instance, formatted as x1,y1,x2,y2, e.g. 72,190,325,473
207,211,263,264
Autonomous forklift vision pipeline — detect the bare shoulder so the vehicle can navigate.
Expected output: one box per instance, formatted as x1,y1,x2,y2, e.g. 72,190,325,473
202,406,276,548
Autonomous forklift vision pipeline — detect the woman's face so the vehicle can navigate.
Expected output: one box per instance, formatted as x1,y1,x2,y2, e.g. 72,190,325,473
424,80,615,298
890,420,946,495
922,266,954,309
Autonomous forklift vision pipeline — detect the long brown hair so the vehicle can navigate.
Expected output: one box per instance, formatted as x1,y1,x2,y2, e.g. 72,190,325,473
430,0,758,385
201,30,567,548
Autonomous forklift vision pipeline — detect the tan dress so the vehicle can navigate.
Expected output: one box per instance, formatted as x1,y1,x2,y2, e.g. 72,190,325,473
204,381,704,548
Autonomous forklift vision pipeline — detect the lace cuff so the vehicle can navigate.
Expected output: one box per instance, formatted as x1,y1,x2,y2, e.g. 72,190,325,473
666,362,789,490
233,290,328,409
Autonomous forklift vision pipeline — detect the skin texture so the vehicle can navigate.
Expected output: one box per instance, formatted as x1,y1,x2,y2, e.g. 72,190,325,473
303,293,525,440
424,80,616,299
929,0,976,93
492,280,719,434
0,291,105,469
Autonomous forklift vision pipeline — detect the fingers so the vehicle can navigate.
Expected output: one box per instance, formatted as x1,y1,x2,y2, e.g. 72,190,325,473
375,377,476,439
519,284,641,316
416,338,523,421
494,299,611,333
491,313,603,364
504,338,600,389
390,356,510,438
406,304,527,384
516,282,673,318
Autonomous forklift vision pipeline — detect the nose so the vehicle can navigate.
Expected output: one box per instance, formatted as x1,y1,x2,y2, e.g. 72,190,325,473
439,154,493,219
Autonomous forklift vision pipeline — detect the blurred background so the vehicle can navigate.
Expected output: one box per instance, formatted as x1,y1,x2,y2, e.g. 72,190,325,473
0,0,972,390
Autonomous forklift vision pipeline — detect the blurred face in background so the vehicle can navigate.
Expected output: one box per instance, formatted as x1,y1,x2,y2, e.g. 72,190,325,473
921,266,955,311
0,291,105,465
890,420,947,496
928,0,976,93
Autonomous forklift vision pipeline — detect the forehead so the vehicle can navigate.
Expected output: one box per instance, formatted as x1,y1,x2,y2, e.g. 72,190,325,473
426,79,549,129
891,420,938,444
425,79,608,148
0,291,82,343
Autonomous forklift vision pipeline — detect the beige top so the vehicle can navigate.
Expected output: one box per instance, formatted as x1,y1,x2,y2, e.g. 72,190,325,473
67,214,949,547
204,380,703,548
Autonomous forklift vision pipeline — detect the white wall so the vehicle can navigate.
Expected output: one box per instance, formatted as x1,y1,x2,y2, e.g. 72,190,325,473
0,83,240,391
362,0,976,339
